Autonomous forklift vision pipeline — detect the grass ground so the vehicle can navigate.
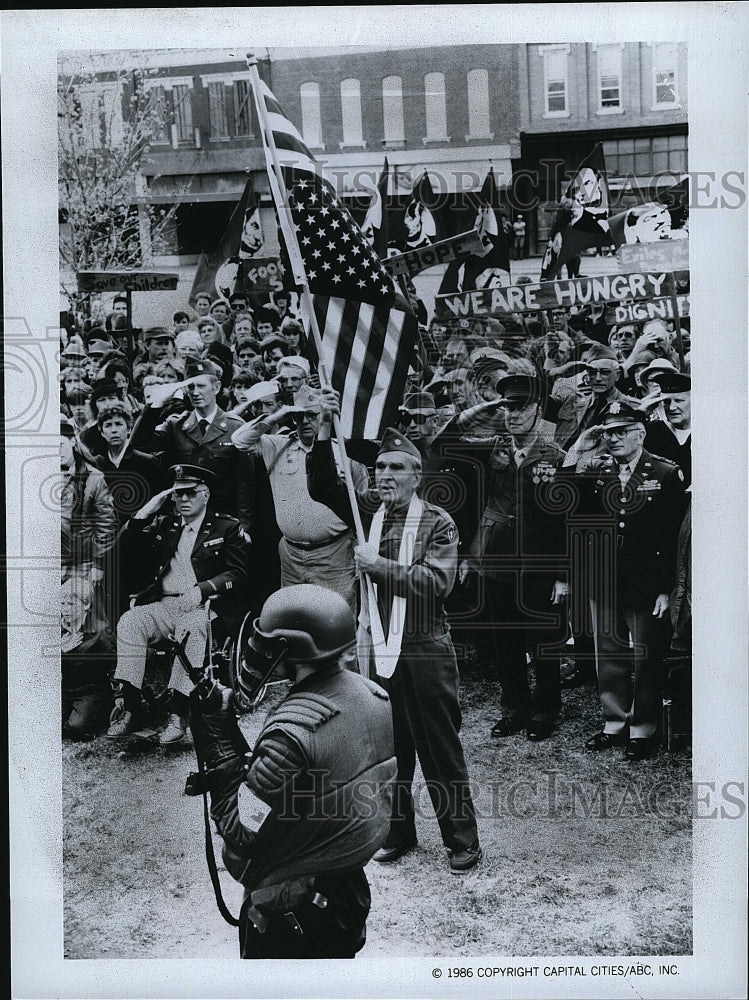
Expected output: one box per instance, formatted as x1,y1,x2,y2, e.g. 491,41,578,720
62,660,692,959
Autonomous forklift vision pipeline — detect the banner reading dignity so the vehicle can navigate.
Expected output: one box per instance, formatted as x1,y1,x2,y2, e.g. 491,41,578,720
435,269,690,318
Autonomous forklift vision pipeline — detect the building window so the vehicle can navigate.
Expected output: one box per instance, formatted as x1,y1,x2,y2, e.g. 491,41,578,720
146,85,170,144
207,82,229,139
602,134,687,178
652,43,679,108
382,75,405,146
596,44,623,112
340,78,364,147
172,83,193,143
466,69,492,139
233,78,253,136
300,82,323,148
424,72,449,142
541,45,570,117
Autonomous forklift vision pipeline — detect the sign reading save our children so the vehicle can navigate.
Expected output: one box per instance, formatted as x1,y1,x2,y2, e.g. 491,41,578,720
435,269,690,318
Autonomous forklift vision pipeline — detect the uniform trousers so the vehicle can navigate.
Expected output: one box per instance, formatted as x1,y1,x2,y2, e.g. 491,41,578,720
590,598,669,739
378,634,479,854
114,597,208,698
279,532,357,616
239,869,370,959
485,572,566,724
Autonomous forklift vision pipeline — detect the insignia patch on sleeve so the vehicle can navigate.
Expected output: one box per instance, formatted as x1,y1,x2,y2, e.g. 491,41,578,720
447,523,456,543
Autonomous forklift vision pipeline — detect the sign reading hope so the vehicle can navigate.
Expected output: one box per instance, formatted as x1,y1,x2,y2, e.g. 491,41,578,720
386,230,489,278
435,269,690,318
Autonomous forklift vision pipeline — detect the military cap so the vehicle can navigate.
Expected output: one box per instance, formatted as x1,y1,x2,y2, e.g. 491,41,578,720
288,384,323,413
377,427,422,462
87,337,112,358
184,358,223,380
583,344,619,365
496,374,545,406
169,464,217,490
650,371,691,394
597,399,647,430
242,380,281,405
143,326,175,343
399,391,436,413
277,355,311,376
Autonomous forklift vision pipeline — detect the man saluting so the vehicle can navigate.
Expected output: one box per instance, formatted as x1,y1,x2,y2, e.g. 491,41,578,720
306,388,482,874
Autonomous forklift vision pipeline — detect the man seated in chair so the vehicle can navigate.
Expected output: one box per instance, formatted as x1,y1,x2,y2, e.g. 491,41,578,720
107,464,250,745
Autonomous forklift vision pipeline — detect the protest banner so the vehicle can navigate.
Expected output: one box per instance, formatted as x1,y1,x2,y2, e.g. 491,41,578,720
435,269,690,319
385,229,489,277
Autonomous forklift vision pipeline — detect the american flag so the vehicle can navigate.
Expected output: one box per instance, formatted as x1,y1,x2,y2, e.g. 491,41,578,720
252,76,417,440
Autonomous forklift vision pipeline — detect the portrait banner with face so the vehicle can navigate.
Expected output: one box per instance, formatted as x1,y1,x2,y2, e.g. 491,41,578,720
540,142,612,281
392,170,449,252
609,176,690,246
437,166,511,294
189,176,267,306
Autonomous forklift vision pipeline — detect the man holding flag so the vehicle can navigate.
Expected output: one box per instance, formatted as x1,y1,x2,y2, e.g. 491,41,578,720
307,390,482,873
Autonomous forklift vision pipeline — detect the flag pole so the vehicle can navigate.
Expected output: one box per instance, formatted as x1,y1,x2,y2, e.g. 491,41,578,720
246,54,367,545
247,54,387,677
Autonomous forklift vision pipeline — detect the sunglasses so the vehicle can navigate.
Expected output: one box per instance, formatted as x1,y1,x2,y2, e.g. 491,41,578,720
173,486,204,498
399,411,434,426
293,410,320,422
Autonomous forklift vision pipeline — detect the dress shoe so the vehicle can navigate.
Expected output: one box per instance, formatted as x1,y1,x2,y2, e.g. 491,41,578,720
105,710,137,739
624,738,658,762
584,730,627,752
527,719,555,741
491,717,527,738
449,846,483,874
373,837,417,864
159,713,188,746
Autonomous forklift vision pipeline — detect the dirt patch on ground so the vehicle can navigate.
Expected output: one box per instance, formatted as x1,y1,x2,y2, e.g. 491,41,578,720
62,668,692,959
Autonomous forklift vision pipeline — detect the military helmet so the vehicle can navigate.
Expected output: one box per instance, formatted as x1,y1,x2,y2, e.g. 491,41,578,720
249,584,356,665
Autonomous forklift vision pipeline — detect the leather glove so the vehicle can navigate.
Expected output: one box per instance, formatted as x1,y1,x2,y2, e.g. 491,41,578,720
190,683,250,771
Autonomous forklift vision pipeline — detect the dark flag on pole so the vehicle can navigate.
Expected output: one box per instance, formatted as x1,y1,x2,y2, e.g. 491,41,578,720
540,143,611,280
394,169,448,252
609,175,689,245
437,166,511,294
188,175,269,305
251,75,418,440
361,157,390,258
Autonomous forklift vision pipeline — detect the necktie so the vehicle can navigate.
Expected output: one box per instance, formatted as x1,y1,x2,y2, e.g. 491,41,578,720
618,463,631,488
199,418,209,436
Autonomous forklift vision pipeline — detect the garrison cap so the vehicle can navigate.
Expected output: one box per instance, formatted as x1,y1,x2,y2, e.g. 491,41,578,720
288,384,323,413
377,427,422,462
143,326,175,343
184,358,222,380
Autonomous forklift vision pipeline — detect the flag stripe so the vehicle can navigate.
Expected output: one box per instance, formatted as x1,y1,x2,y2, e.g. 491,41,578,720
340,303,374,438
365,309,410,439
352,305,388,436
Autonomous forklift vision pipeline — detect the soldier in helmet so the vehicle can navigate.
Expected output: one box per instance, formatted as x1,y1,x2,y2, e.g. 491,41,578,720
191,584,396,959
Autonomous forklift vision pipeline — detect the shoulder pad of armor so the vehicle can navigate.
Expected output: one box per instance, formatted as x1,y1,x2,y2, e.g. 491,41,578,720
359,676,390,703
260,691,340,737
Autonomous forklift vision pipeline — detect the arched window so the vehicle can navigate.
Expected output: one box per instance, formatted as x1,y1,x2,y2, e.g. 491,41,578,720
466,69,491,138
340,78,364,147
382,75,405,145
424,72,448,141
300,82,323,148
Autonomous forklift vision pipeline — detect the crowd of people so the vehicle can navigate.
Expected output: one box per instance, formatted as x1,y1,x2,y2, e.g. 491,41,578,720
60,276,692,764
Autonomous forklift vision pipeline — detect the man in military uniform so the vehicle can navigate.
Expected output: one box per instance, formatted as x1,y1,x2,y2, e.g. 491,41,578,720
107,465,249,744
132,358,253,533
191,584,396,958
460,375,570,741
577,400,686,760
307,389,482,873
